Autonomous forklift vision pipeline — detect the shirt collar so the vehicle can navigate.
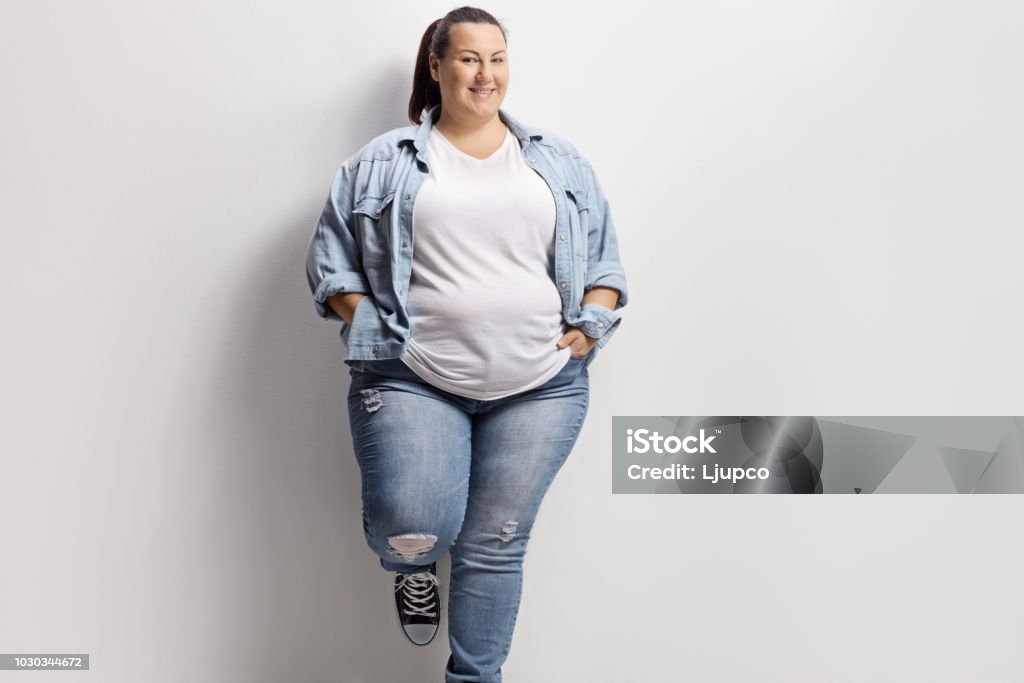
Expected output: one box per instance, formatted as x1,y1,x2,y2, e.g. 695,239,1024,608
404,104,543,162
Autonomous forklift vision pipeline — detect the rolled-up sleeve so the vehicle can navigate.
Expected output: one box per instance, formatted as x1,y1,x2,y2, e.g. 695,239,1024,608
573,302,622,349
581,158,628,309
305,161,370,321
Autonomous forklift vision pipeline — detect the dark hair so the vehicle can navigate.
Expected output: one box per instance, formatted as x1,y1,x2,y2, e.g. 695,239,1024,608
408,7,509,124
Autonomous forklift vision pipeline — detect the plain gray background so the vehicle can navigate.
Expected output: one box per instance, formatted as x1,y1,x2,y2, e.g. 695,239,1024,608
2,1,1022,681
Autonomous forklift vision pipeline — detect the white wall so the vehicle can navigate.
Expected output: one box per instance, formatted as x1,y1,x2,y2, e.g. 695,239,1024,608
2,1,1021,681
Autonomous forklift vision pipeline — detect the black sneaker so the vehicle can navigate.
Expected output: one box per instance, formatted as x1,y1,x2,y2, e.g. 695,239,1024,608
393,562,441,646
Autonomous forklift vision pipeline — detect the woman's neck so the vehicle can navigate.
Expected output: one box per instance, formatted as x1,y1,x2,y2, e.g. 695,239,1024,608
434,110,507,144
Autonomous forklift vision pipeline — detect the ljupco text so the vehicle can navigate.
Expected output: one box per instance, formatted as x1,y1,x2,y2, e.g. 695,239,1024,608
626,463,770,484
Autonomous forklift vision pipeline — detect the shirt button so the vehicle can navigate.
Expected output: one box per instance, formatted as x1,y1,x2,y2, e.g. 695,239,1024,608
597,322,605,328
402,241,408,247
530,159,536,165
404,194,411,200
559,233,566,240
560,282,567,289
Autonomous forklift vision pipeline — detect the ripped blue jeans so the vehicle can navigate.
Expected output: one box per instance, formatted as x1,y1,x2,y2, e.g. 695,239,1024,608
346,354,591,683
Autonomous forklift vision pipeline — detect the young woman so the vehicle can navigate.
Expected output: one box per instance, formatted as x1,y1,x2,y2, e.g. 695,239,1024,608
305,7,628,682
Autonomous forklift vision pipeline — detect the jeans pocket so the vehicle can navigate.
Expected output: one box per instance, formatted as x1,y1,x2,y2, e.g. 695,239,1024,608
566,355,588,373
571,347,597,370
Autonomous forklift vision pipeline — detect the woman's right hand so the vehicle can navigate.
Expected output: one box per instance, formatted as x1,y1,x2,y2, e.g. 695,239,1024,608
327,292,366,325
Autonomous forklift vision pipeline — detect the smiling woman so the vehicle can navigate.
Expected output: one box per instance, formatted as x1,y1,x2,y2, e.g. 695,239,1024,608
426,23,509,154
305,6,629,682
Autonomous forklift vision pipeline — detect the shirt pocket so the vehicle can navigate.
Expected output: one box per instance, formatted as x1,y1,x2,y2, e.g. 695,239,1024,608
352,191,395,271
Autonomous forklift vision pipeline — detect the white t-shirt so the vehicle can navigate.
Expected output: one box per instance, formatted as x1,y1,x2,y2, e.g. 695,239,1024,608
398,125,572,399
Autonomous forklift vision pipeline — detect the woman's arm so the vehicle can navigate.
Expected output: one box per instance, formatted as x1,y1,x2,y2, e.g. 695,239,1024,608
327,292,365,325
557,155,629,353
306,160,372,322
580,159,628,310
581,286,620,311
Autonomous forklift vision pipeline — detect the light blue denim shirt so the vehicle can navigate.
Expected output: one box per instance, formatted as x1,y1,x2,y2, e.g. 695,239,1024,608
305,104,629,370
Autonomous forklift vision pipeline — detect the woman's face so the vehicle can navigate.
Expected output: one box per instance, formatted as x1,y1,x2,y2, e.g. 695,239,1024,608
430,22,509,123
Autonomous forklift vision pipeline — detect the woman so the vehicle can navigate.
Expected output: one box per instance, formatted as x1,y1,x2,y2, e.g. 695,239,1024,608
305,7,628,682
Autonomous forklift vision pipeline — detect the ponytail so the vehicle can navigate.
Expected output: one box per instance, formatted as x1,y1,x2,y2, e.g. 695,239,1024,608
408,20,443,124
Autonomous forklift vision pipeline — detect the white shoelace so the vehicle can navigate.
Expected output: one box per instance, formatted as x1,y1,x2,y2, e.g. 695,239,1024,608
396,571,440,618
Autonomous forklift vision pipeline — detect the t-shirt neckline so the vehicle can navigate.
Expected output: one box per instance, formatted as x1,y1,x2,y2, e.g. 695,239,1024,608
431,126,513,163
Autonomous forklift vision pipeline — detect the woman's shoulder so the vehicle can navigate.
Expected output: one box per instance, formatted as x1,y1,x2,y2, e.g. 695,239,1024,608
343,122,420,166
503,109,586,160
535,128,586,160
521,121,596,181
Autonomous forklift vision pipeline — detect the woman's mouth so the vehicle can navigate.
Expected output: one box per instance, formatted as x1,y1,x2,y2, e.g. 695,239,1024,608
469,87,495,98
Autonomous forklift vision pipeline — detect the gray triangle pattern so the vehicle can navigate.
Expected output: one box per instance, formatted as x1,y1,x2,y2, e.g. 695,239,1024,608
940,447,996,493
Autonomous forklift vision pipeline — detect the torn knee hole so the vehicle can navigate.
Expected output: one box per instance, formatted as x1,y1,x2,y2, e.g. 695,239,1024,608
498,521,518,543
387,533,437,561
360,388,383,413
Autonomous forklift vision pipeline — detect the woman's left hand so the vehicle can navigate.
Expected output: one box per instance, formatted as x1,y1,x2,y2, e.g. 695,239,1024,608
557,328,597,358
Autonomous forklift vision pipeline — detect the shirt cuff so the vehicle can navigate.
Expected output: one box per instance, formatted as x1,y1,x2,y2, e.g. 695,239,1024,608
575,302,622,348
312,273,371,321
